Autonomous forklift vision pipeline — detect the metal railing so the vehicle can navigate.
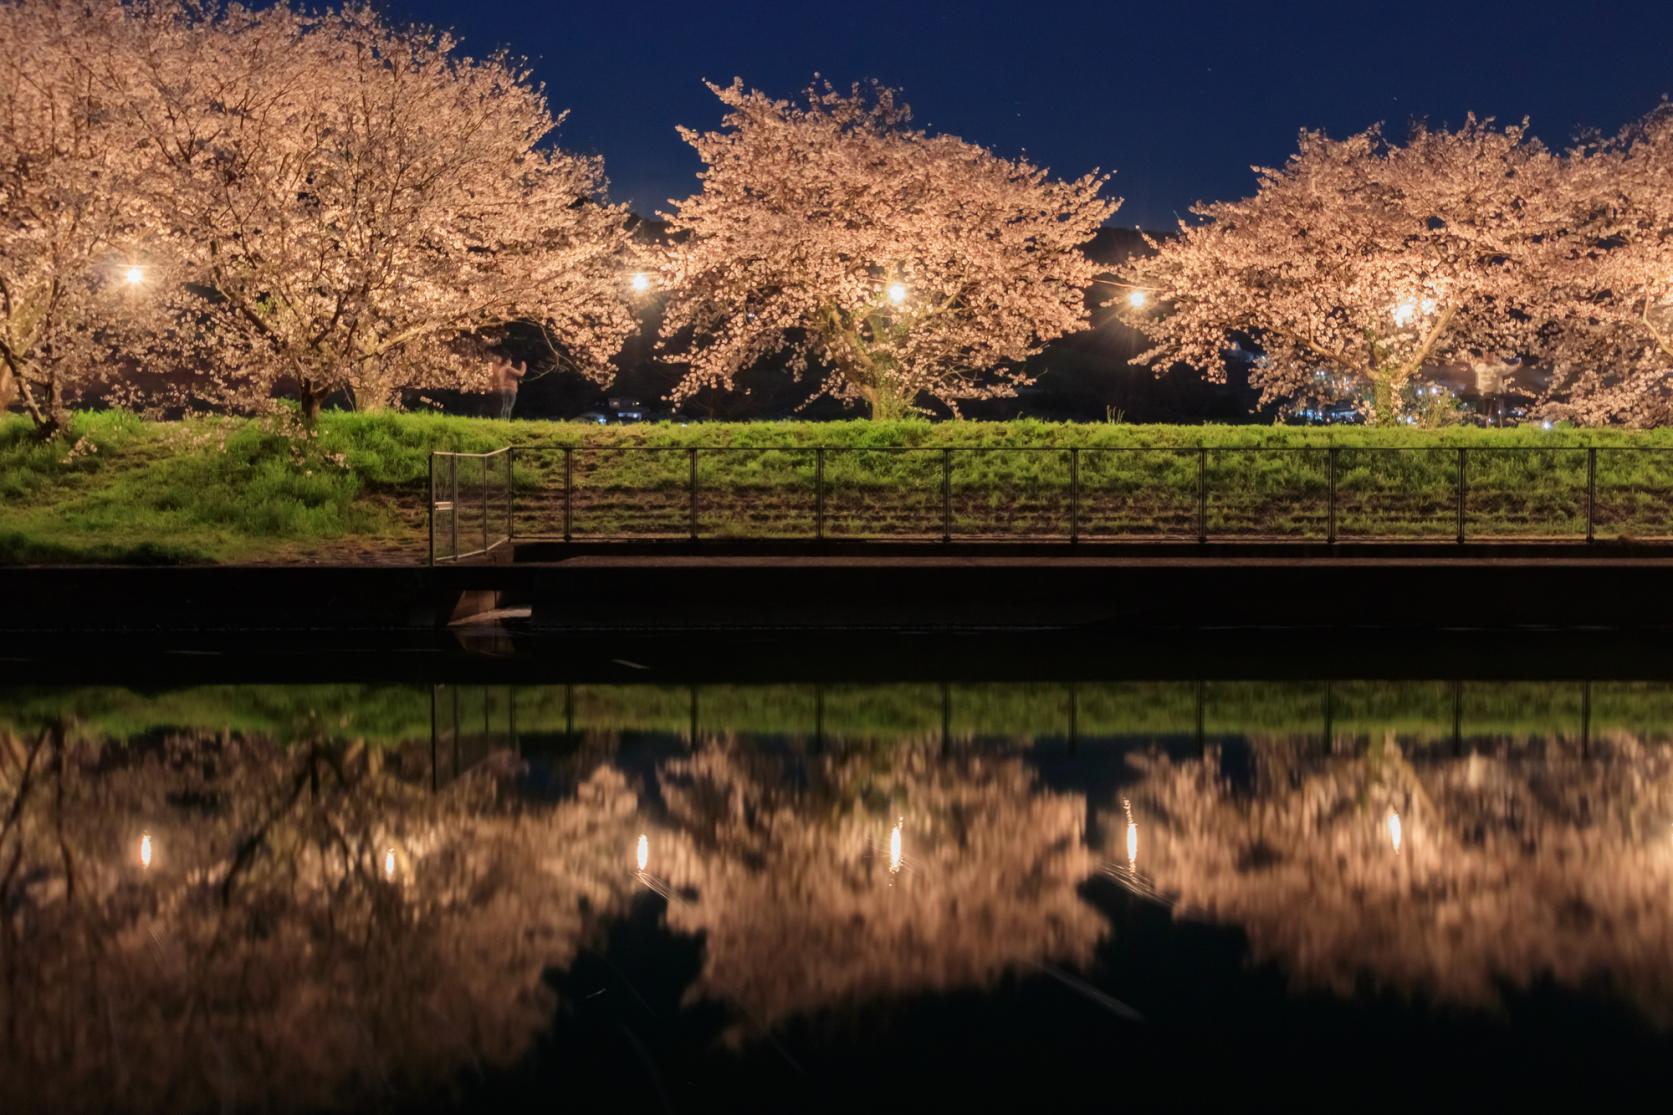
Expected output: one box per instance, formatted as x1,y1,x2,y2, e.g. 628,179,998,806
429,447,514,564
429,444,1673,555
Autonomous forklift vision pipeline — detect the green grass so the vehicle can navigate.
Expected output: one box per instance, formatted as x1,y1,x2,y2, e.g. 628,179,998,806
7,410,1673,563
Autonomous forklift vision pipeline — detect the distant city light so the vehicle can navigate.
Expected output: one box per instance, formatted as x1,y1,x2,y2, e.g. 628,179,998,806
1127,289,1148,310
886,281,908,306
630,272,650,293
122,264,145,286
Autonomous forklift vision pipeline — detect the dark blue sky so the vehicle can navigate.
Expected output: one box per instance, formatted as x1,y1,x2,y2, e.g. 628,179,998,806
391,0,1673,229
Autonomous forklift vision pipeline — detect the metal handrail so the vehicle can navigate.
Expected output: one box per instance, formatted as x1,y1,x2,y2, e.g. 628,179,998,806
429,447,515,564
427,442,1673,555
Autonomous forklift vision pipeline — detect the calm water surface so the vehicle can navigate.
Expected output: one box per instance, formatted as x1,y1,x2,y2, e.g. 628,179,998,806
4,679,1673,1112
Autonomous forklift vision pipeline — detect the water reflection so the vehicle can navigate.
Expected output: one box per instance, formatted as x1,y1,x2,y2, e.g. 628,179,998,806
653,744,1100,1040
1119,728,1673,1022
3,679,1673,1110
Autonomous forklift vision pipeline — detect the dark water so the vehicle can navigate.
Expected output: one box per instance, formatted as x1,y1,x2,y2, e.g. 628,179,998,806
5,679,1673,1112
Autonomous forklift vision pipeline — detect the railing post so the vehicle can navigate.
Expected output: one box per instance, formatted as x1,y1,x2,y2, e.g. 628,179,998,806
1069,447,1080,544
505,447,514,546
1326,447,1338,544
1196,447,1207,544
1586,447,1597,543
941,448,952,543
427,452,437,566
1456,446,1466,545
481,455,490,556
689,447,700,541
814,447,825,541
562,447,574,543
449,453,459,562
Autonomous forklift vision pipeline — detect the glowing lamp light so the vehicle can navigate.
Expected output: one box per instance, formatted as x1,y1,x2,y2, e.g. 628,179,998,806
635,833,649,873
1392,299,1417,327
630,272,651,294
1387,810,1403,854
122,265,146,287
1126,821,1139,870
888,821,903,874
1127,289,1148,310
138,832,153,870
886,281,908,306
383,848,397,881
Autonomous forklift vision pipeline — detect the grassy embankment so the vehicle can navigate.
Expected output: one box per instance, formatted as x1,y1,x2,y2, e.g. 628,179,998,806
4,680,1671,748
5,411,1673,564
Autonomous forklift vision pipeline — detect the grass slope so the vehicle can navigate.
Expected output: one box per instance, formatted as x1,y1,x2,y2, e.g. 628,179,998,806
5,411,1673,564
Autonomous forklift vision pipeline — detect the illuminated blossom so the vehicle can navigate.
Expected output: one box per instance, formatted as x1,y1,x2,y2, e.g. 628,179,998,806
1536,102,1673,426
0,1,172,434
658,79,1118,418
131,3,640,419
1122,119,1557,423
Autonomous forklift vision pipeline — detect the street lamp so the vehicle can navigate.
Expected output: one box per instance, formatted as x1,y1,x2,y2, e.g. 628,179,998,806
630,272,651,294
1127,289,1148,310
886,281,907,306
122,264,145,287
1392,295,1438,328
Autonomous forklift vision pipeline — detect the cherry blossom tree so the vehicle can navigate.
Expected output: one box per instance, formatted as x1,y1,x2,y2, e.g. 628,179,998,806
0,0,170,435
130,3,640,420
1121,119,1558,423
657,79,1119,418
1536,102,1673,426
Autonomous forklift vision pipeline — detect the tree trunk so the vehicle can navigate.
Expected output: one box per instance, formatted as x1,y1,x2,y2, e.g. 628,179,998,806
9,367,55,435
298,382,323,425
1366,374,1404,427
862,384,912,421
852,361,912,421
42,370,68,437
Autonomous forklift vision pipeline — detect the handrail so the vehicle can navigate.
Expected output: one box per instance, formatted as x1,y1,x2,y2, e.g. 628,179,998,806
426,442,1673,555
429,447,515,564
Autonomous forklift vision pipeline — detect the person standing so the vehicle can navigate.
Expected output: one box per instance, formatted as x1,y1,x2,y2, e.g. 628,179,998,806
491,359,527,420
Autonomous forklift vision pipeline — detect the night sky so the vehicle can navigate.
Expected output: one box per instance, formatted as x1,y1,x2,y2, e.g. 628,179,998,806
389,0,1673,230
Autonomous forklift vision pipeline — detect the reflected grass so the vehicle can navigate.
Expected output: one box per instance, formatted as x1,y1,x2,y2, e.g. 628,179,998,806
6,679,1672,749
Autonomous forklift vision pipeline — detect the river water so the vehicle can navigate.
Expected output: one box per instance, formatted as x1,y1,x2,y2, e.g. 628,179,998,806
4,678,1671,1111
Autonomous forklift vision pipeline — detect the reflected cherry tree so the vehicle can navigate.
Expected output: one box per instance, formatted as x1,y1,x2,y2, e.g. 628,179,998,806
0,727,644,1114
1115,731,1673,1021
652,739,1104,1038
